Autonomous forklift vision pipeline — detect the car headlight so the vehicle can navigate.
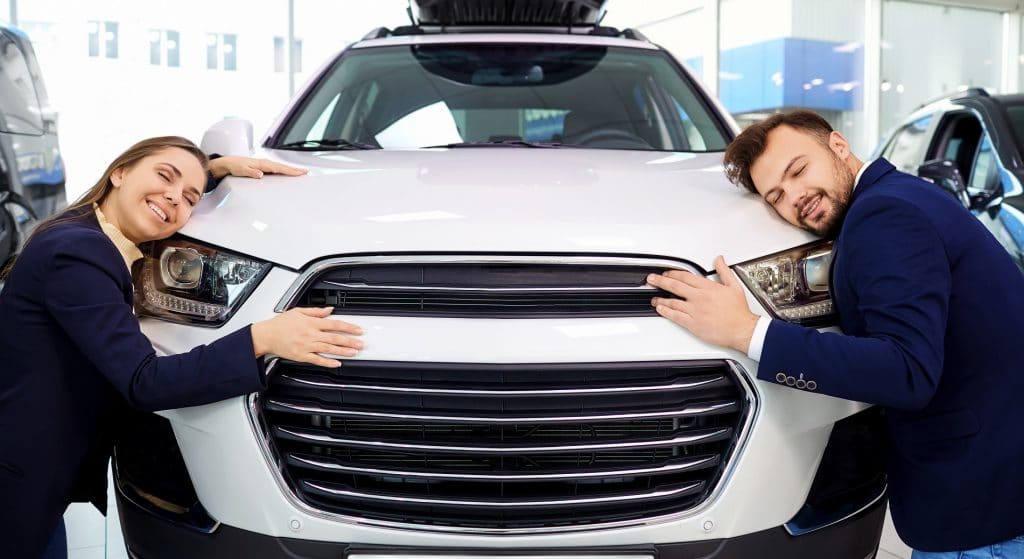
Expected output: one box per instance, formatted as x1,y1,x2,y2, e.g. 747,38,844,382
733,240,836,326
135,238,271,326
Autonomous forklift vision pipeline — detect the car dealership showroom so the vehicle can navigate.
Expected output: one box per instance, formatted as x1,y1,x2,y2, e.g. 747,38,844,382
2,0,1024,558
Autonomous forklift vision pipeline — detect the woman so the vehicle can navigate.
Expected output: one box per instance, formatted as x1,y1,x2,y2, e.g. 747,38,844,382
0,137,364,558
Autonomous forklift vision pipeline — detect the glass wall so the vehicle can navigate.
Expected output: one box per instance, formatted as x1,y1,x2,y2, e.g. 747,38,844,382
880,1,1002,143
4,0,1024,201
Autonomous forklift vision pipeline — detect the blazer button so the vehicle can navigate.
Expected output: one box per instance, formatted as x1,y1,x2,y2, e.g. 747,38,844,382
775,372,787,383
806,381,817,391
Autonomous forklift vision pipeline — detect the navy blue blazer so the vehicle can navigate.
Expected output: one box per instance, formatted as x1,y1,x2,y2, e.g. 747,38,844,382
759,159,1024,551
0,211,265,558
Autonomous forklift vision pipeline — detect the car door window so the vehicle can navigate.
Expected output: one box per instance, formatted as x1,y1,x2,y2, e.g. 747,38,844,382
968,134,1001,194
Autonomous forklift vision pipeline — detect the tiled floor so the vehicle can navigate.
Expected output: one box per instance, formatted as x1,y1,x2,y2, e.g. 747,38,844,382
67,468,914,559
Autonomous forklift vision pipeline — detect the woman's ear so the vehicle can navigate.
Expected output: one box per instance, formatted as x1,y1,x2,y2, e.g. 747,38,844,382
111,168,124,188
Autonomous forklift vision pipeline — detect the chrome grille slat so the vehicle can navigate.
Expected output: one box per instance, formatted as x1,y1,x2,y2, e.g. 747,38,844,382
287,453,720,481
259,356,749,531
302,480,705,508
266,398,739,424
322,281,659,293
276,372,729,395
274,425,733,453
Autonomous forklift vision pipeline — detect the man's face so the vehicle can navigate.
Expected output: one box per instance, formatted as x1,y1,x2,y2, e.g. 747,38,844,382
748,125,855,237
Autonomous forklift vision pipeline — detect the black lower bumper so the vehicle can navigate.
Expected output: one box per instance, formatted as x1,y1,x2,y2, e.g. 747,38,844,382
117,491,885,559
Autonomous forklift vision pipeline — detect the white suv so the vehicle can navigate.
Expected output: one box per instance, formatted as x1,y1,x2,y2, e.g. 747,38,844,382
114,2,887,557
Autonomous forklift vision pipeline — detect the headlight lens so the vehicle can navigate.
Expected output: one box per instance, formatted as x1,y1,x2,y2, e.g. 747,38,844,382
135,238,271,326
733,241,836,325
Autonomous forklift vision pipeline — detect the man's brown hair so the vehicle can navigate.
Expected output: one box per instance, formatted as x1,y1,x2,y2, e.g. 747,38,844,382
724,110,834,194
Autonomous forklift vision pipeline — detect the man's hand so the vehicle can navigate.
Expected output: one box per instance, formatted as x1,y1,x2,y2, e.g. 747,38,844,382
647,256,759,353
209,155,308,180
251,307,363,368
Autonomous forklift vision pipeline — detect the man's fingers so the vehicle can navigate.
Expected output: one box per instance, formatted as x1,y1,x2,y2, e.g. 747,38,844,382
654,302,692,328
651,296,690,314
714,256,740,287
662,269,707,287
647,273,697,297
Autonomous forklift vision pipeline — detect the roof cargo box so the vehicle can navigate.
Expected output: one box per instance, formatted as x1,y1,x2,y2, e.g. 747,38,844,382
412,0,608,26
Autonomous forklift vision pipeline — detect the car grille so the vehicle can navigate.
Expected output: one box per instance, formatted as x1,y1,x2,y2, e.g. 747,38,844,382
255,359,751,532
284,259,691,318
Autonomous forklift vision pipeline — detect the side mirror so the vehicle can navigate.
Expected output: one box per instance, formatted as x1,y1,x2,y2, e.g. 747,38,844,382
200,118,254,156
918,159,968,208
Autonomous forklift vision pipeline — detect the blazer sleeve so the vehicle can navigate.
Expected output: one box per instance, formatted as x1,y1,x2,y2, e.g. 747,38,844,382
757,196,950,411
42,230,266,412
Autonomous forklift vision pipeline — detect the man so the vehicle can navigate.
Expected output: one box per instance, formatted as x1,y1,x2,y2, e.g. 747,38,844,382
646,110,1024,557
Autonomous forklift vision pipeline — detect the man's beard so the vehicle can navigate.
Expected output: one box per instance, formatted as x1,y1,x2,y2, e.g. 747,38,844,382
799,157,854,238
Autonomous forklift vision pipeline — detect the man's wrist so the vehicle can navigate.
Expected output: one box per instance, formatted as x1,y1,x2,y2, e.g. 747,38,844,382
734,313,759,354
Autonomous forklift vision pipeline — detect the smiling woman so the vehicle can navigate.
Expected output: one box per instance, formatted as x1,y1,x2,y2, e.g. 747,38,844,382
0,136,364,559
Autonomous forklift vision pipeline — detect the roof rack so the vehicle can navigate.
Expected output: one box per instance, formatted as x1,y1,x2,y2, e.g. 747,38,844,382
363,24,648,40
409,0,608,26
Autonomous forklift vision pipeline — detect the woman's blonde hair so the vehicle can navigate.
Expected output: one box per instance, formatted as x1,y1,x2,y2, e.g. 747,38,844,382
1,136,208,279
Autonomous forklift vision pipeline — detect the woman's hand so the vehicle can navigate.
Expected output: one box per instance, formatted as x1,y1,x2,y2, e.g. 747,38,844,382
209,155,307,180
251,307,363,368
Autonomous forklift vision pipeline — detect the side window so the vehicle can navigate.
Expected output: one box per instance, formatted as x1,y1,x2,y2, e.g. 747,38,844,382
0,34,44,134
969,134,1001,194
881,114,933,174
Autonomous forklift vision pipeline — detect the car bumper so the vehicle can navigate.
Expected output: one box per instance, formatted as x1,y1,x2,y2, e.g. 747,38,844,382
117,486,885,559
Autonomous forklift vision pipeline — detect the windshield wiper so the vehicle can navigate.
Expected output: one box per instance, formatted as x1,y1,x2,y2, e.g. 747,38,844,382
277,138,379,150
426,139,572,149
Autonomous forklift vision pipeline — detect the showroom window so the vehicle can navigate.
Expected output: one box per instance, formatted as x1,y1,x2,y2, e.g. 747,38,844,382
149,29,180,68
880,2,1001,141
205,33,237,71
273,36,302,73
87,20,118,59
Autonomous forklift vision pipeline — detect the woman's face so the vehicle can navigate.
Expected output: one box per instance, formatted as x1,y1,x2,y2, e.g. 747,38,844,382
106,147,206,243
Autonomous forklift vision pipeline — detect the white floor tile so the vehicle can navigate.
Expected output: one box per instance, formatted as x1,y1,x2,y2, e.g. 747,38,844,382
879,506,913,559
106,466,130,559
67,545,105,559
63,503,105,550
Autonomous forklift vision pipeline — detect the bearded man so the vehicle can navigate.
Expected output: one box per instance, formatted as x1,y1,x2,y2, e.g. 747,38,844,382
647,110,1024,558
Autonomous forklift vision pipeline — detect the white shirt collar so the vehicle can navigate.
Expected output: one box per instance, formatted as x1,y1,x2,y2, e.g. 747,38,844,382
854,159,874,192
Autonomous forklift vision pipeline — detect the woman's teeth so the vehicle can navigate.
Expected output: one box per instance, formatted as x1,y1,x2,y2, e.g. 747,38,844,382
148,202,168,222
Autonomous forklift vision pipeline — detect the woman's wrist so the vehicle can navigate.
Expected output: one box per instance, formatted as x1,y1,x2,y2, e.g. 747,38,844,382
207,157,229,180
251,320,270,356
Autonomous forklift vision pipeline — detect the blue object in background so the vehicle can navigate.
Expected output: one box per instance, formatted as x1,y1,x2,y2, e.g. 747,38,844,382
686,38,862,114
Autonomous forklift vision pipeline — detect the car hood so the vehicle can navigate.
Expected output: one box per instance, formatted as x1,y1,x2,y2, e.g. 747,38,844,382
185,148,816,271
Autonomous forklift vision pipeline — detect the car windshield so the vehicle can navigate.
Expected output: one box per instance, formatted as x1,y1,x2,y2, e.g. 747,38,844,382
274,43,728,152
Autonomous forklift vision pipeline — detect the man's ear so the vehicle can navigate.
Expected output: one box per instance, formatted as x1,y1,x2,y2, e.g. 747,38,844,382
828,131,851,160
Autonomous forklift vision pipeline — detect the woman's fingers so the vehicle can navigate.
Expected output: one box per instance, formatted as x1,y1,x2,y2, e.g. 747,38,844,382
316,317,363,335
258,159,308,176
320,332,363,349
302,353,342,368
